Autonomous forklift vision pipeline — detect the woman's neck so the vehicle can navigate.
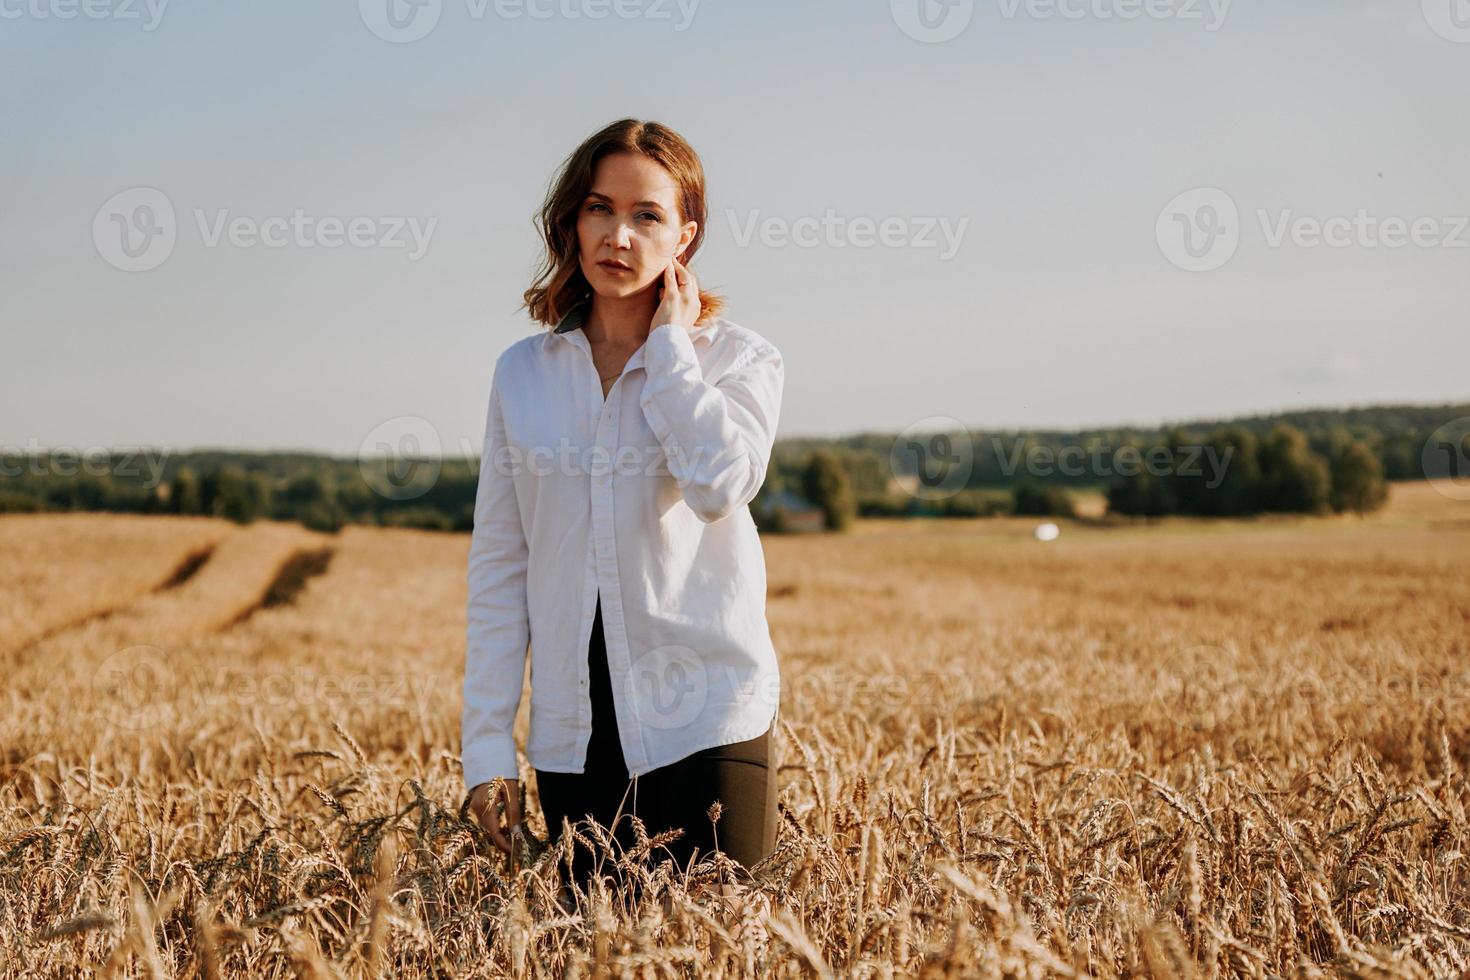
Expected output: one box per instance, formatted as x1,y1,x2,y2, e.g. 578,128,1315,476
583,289,658,348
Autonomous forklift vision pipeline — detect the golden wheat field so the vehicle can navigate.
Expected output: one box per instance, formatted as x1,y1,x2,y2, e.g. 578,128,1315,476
2,482,1467,978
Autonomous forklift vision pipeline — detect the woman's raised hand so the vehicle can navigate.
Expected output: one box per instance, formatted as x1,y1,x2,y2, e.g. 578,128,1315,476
470,778,522,856
652,256,700,332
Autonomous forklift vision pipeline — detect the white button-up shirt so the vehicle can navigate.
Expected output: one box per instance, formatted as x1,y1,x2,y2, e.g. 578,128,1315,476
461,300,785,788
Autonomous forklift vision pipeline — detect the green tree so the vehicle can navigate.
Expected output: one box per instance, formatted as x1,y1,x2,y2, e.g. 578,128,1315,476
750,472,785,533
170,467,202,514
1012,479,1074,517
1159,427,1205,514
279,473,328,506
210,466,258,524
1255,424,1331,513
47,475,111,511
1379,433,1419,479
1197,426,1260,516
1106,441,1177,517
1330,440,1389,515
801,450,856,532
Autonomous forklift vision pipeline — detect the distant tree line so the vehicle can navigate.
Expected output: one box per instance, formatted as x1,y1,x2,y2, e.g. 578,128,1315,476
783,400,1465,488
1104,423,1388,517
771,401,1456,522
1,402,1455,532
0,452,480,534
752,450,1075,532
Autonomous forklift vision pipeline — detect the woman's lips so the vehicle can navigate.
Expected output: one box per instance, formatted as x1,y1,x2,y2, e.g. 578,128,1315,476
598,263,632,274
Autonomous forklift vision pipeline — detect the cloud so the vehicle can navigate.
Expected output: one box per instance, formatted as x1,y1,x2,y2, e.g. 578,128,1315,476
1275,351,1365,387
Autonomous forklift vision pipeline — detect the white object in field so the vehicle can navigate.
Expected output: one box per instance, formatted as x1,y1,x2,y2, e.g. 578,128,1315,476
1034,522,1060,542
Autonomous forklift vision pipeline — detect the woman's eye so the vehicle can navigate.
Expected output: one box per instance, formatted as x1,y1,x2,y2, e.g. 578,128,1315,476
584,202,659,222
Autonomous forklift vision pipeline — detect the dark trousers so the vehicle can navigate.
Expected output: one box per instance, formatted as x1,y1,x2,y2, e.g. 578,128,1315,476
535,594,778,893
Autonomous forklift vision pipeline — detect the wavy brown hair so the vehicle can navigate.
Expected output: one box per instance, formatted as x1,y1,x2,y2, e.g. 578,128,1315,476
522,118,726,330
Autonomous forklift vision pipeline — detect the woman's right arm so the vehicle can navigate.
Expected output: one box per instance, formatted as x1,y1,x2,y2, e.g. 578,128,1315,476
462,353,531,810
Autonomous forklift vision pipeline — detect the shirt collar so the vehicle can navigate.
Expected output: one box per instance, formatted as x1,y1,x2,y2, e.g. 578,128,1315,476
552,300,717,347
552,300,590,336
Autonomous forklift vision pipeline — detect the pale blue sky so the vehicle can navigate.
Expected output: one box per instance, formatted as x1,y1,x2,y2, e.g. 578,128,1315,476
3,0,1466,455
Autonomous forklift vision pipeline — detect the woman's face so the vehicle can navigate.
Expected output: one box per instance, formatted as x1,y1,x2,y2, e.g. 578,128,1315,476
577,151,697,300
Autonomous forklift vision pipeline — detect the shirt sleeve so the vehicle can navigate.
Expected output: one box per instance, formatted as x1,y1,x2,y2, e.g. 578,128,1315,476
461,355,530,789
638,323,785,524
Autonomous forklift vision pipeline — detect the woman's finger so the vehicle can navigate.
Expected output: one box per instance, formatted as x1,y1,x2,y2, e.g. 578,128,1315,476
474,796,510,854
473,781,517,855
503,783,522,828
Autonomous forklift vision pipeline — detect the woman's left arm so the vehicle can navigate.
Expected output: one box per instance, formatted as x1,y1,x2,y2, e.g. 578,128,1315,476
638,323,785,524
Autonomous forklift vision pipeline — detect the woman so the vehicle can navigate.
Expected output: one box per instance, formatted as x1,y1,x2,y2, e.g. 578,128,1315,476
463,119,785,894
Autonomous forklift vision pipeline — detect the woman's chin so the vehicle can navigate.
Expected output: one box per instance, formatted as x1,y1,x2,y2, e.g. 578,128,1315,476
589,276,654,299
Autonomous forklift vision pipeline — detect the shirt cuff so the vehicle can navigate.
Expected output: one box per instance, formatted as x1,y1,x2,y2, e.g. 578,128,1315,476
639,323,704,456
462,736,519,790
643,322,700,374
